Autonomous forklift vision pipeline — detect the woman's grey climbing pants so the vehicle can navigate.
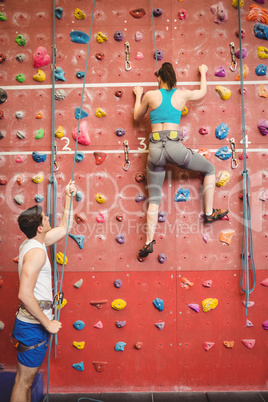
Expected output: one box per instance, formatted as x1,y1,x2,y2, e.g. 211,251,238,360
147,130,215,205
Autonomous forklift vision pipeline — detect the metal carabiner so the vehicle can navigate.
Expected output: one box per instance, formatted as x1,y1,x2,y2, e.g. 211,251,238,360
53,144,59,171
123,140,130,171
125,42,132,71
230,138,238,169
229,42,237,72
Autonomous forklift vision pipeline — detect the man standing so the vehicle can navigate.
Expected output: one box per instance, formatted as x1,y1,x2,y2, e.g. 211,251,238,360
11,180,76,402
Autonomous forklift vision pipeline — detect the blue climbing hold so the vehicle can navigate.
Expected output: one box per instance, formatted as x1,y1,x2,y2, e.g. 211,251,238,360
75,151,84,163
153,298,164,312
76,71,85,79
215,146,232,160
54,67,65,81
32,152,47,163
115,342,126,351
69,233,85,249
55,7,63,19
255,64,267,76
72,362,84,371
254,23,268,40
174,188,190,202
73,320,85,330
76,191,83,202
70,31,89,44
215,123,229,140
35,194,44,203
75,107,88,119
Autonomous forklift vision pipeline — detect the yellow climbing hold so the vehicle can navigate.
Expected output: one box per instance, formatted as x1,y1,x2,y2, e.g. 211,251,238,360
96,31,108,43
258,46,268,59
202,298,218,312
33,70,46,82
56,252,68,265
181,105,188,115
32,174,44,184
232,0,243,9
96,193,106,204
215,86,231,100
111,299,127,311
55,126,64,138
57,298,67,310
74,8,85,19
216,170,230,187
95,108,106,118
73,341,85,350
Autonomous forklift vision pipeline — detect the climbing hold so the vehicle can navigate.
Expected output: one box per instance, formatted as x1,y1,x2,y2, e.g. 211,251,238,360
235,65,249,81
70,31,90,44
75,151,84,163
116,128,125,137
246,319,254,327
0,88,7,104
16,155,24,163
236,28,246,38
96,193,106,204
260,190,268,201
153,8,163,16
94,152,107,165
54,67,65,81
76,71,85,79
258,84,268,98
135,342,143,350
254,23,268,40
214,66,226,77
255,64,267,76
16,53,25,62
33,70,46,82
95,108,106,118
56,252,68,265
155,322,165,330
242,301,254,308
0,110,3,119
153,298,164,311
0,12,7,21
16,174,23,186
69,234,85,249
215,123,229,139
210,2,228,24
75,107,88,120
242,339,255,349
232,0,244,9
216,171,230,187
72,120,90,146
73,320,85,330
114,279,123,288
135,52,144,60
215,86,231,100
92,362,107,372
0,321,5,330
14,195,24,205
73,341,85,350
96,211,106,223
202,234,209,243
36,112,43,119
178,9,188,19
35,195,44,203
55,126,64,138
15,34,26,46
258,46,268,59
129,8,146,18
55,7,63,19
174,188,190,202
76,191,83,202
94,321,103,329
57,298,67,310
72,362,84,371
154,50,164,61
16,74,25,83
219,230,235,246
223,341,234,348
181,277,194,289
90,300,108,309
114,31,124,42
257,119,268,136
74,279,83,289
0,53,6,64
55,89,66,100
262,320,268,330
116,214,124,222
74,213,86,224
202,298,218,312
32,152,47,163
158,253,167,264
199,127,208,135
0,176,7,185
116,233,125,244
111,299,126,311
215,146,232,160
115,342,126,351
115,90,123,98
136,194,146,202
202,280,212,288
188,304,200,313
95,53,104,62
260,278,268,286
33,47,51,68
158,211,167,222
96,31,108,43
203,342,215,351
74,8,85,19
32,174,44,184
0,277,3,287
135,172,145,183
235,48,247,59
15,111,24,119
181,106,188,115
135,31,143,41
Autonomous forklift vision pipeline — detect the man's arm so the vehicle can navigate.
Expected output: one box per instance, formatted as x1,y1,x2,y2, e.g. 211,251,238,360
18,248,62,334
181,64,208,102
133,87,151,122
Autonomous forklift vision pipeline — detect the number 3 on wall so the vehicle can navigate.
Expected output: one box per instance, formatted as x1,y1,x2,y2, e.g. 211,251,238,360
138,137,147,151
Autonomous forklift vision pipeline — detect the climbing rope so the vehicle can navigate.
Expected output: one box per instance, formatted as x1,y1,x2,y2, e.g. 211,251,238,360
237,1,256,316
150,0,159,75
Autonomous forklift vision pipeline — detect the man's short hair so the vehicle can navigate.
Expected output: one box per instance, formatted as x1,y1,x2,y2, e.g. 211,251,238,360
18,205,43,239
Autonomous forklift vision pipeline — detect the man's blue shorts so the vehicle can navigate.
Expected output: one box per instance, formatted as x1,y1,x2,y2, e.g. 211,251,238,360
12,318,50,368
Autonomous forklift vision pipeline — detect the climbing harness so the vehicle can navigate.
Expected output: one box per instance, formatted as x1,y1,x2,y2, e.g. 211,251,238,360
229,42,237,72
124,42,131,71
229,138,238,169
237,1,256,316
123,140,130,171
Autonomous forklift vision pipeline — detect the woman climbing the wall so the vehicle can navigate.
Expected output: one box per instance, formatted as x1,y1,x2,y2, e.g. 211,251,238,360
133,62,228,261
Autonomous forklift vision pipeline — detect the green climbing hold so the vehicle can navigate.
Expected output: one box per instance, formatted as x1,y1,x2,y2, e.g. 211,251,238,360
15,34,26,46
35,129,44,139
0,13,7,21
16,74,25,83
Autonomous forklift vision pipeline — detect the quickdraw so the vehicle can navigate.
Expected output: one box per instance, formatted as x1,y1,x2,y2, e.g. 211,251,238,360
53,144,59,171
230,138,238,169
124,42,131,71
229,42,237,72
123,140,130,171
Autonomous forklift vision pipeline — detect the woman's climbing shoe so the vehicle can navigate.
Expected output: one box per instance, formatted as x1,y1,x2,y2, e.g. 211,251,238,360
204,208,229,223
137,240,156,262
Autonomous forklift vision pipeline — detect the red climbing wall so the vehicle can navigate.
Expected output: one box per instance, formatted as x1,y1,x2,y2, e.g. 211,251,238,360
0,0,267,394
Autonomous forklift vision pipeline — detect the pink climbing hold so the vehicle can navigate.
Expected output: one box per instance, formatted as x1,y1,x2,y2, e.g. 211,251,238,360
96,211,106,223
94,321,103,329
188,304,200,313
33,46,51,68
260,278,268,286
260,190,268,202
245,319,254,327
202,280,212,288
241,339,255,349
178,9,188,20
72,120,90,146
135,31,143,41
135,52,144,60
16,155,23,163
242,301,254,308
203,342,215,351
210,2,228,24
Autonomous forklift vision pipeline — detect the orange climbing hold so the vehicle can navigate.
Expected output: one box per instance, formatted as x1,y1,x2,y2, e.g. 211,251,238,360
16,174,23,185
13,256,19,263
36,111,43,119
197,148,210,160
246,4,268,24
219,230,235,245
92,361,107,372
258,84,268,98
223,341,234,348
235,65,249,81
94,152,107,165
181,277,194,289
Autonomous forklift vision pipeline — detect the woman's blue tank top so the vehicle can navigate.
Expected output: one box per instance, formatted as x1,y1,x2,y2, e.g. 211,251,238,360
150,88,182,125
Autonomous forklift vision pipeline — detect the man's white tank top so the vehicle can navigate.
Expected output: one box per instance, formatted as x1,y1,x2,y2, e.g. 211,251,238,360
17,238,53,324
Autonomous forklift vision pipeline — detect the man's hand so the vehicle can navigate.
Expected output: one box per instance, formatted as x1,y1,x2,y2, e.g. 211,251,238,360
65,180,76,197
199,64,208,75
45,320,62,334
133,86,144,97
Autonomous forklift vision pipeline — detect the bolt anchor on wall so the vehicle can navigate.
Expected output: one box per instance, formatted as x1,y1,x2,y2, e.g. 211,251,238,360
123,140,130,171
229,42,237,71
125,42,132,71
